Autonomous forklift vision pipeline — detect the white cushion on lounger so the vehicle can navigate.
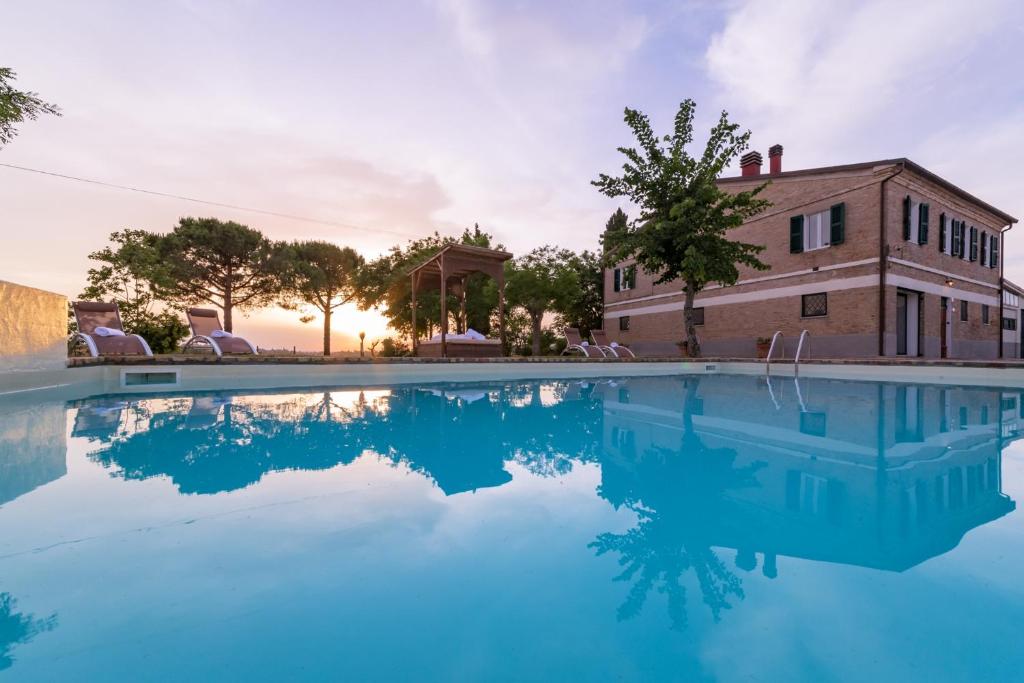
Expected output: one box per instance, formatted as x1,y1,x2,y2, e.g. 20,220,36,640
581,341,589,347
610,342,619,347
94,327,125,337
211,330,234,338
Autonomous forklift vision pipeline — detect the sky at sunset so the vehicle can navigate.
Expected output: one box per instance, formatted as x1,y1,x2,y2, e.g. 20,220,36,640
3,0,1024,351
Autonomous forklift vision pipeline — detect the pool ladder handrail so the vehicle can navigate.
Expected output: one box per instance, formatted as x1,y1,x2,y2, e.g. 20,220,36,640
794,329,811,376
765,331,784,376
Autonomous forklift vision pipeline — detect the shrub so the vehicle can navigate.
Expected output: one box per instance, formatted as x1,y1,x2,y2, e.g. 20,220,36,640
130,312,190,354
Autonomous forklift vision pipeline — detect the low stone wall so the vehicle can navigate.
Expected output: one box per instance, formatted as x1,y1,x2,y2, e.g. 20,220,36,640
0,280,68,372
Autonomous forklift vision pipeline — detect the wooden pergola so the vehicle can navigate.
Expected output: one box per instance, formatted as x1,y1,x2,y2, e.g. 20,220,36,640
408,244,512,358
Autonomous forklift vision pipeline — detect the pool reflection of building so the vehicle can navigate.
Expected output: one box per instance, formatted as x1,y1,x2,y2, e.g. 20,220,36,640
0,403,67,507
597,376,1017,575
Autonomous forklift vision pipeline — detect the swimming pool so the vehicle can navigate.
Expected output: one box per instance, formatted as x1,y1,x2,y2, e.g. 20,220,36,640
1,373,1022,681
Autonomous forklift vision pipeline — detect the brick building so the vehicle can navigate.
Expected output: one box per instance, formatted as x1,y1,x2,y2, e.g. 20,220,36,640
604,149,1019,359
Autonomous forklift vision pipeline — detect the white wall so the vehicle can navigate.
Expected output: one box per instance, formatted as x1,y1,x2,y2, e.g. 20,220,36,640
0,280,68,372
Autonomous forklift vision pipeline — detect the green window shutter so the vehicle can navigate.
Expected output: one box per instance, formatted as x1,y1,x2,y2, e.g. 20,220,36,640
626,265,636,289
981,231,988,265
613,268,621,292
918,203,929,244
902,196,911,240
991,237,1000,269
829,203,845,245
790,215,804,253
969,226,978,261
938,213,946,253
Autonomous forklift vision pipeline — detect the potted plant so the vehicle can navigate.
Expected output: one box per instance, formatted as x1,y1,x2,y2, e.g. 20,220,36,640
755,336,772,359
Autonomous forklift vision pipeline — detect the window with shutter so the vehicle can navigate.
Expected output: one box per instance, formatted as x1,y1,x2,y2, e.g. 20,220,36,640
830,203,845,245
981,232,988,265
969,227,978,262
939,213,947,253
613,268,621,292
902,195,911,240
918,203,929,244
790,215,804,253
991,237,1000,269
624,265,636,290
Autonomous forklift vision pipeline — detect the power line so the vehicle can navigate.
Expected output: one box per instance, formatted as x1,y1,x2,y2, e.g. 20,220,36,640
0,161,423,240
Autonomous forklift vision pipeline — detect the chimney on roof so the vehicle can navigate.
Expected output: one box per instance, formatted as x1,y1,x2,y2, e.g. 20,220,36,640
768,144,783,174
740,151,763,177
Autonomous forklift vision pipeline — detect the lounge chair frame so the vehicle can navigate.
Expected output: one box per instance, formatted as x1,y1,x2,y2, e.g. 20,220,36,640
591,329,635,358
72,302,154,358
183,308,258,357
562,327,606,358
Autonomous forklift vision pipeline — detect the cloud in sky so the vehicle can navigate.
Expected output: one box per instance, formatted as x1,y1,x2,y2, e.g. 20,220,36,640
2,0,1023,350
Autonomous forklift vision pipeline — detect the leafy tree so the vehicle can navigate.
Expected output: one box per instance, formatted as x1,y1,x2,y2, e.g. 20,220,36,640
600,208,629,253
358,225,500,341
496,307,532,356
593,99,772,356
152,217,288,332
75,230,188,353
0,67,61,147
555,250,604,337
503,246,579,356
282,241,364,356
79,230,163,328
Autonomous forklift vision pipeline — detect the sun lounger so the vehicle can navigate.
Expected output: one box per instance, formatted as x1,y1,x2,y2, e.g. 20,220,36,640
590,329,635,358
562,327,606,358
183,308,258,356
72,302,153,357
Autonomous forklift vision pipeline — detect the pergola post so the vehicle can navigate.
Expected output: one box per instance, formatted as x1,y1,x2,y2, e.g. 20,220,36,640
439,253,448,358
459,276,467,334
497,270,506,356
410,272,418,355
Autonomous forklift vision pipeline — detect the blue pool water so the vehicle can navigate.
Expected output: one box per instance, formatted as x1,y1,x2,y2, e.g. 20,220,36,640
1,374,1023,681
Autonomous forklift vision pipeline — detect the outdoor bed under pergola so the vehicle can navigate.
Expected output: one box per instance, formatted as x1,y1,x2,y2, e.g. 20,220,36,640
408,243,512,358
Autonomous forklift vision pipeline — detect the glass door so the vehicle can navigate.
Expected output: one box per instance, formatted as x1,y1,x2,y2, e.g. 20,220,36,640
896,292,908,355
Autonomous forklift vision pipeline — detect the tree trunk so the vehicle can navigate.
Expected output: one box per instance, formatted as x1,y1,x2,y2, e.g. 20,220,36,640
683,279,701,357
530,311,543,356
223,287,233,333
322,307,332,356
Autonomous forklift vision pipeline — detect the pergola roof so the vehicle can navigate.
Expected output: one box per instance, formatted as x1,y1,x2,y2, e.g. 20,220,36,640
408,243,512,289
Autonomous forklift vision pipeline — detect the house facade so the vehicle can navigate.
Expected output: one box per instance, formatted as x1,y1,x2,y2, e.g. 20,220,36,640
603,149,1018,359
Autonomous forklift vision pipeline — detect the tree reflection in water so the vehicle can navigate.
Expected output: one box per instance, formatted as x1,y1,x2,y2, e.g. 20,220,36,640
0,593,56,671
590,379,765,630
81,383,605,497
